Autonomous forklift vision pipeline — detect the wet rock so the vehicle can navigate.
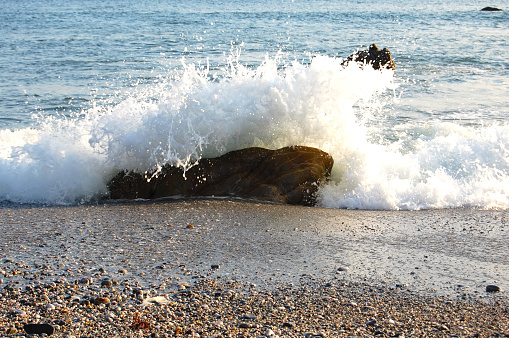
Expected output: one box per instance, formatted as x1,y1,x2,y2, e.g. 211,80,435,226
241,313,257,320
92,296,110,305
486,285,501,292
108,146,334,206
101,279,113,288
79,277,93,285
481,6,503,11
345,44,396,70
24,323,55,335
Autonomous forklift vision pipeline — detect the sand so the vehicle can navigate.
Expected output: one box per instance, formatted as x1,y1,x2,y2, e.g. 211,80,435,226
0,199,508,337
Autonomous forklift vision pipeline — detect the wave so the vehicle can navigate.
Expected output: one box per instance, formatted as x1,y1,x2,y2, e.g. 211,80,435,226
1,54,508,209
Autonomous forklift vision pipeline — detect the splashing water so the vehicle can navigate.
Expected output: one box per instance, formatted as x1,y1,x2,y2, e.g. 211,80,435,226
0,54,508,209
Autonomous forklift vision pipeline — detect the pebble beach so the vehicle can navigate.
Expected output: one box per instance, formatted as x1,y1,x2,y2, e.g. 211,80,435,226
1,199,508,337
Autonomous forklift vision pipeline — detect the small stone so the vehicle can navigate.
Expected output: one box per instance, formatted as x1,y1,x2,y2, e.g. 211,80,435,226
211,264,220,270
79,299,91,306
93,297,110,305
79,277,92,285
12,309,26,317
118,269,127,274
101,279,113,288
282,322,295,328
186,224,194,229
239,322,253,328
24,323,55,335
366,319,377,326
361,306,375,312
6,327,17,335
336,267,349,272
486,285,501,292
266,329,276,337
242,314,257,320
438,324,449,331
45,303,56,311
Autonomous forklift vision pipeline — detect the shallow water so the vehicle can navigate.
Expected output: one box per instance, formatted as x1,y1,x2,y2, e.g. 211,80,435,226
0,0,508,209
1,200,507,299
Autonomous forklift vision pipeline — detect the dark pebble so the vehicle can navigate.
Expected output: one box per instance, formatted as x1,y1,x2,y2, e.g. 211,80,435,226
238,322,253,328
242,314,257,320
486,285,501,292
101,279,113,288
79,299,91,306
24,323,55,335
283,322,295,328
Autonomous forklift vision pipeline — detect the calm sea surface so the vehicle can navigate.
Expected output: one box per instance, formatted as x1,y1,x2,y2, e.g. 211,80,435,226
0,0,508,209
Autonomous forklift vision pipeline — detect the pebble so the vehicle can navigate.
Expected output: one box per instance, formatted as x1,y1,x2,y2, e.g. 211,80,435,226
486,285,501,293
24,323,55,335
79,277,93,285
242,313,257,320
265,329,276,337
92,297,110,305
101,279,113,288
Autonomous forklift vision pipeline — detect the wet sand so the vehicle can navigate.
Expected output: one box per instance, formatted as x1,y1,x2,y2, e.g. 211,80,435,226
0,199,508,337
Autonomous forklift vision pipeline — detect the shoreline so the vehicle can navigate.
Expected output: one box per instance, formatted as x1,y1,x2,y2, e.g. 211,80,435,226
1,199,508,336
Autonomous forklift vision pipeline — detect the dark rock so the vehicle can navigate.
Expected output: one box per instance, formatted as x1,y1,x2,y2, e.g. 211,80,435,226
283,322,296,328
481,6,503,11
108,146,333,206
101,279,113,288
24,323,55,335
345,44,396,70
242,314,257,320
486,285,501,292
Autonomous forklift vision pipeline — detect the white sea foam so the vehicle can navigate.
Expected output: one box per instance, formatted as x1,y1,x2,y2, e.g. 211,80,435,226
1,55,508,209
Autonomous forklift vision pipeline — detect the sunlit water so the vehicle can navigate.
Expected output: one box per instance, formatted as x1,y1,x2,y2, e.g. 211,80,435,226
0,0,508,209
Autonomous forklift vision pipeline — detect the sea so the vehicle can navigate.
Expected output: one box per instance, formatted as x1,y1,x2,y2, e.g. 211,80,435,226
0,0,508,209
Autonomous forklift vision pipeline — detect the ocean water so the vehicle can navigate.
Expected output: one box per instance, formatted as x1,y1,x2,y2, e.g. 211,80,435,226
0,0,508,209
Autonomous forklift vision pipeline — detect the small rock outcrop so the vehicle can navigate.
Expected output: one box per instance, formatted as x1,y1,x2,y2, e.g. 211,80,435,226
481,6,503,11
345,44,396,70
108,146,334,206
